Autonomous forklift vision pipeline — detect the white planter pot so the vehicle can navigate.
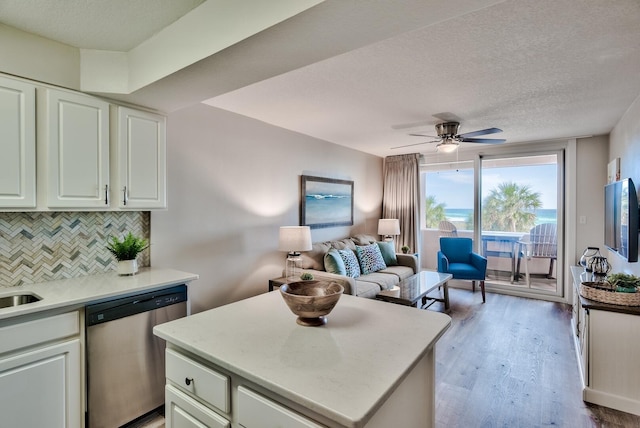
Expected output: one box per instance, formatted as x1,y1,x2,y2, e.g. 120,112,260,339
117,259,138,276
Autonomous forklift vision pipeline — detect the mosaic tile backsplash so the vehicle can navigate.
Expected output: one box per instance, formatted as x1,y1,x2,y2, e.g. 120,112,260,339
0,211,150,287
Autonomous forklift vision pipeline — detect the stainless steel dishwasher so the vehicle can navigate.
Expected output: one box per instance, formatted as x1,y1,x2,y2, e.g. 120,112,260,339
85,285,188,428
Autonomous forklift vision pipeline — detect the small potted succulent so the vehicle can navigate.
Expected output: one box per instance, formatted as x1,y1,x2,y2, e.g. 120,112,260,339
106,232,148,275
300,272,314,280
401,245,411,254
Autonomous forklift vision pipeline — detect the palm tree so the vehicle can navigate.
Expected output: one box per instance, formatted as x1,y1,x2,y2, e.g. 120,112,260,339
425,196,447,228
482,182,542,232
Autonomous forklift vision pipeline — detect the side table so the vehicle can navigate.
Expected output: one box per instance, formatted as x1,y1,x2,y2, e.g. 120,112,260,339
268,276,288,292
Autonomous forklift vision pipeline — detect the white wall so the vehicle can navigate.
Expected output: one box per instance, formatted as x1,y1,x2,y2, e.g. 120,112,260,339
608,93,640,276
575,136,608,264
151,104,383,313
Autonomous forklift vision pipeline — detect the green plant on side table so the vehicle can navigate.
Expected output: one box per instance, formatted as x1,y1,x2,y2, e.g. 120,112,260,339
606,272,640,293
401,245,411,254
106,232,148,276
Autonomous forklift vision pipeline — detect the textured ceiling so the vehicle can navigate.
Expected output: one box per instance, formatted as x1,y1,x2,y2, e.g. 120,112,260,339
203,0,640,157
0,0,204,50
1,0,639,158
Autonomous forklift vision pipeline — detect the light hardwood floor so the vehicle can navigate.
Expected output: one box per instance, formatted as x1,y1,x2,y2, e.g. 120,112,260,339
432,289,640,428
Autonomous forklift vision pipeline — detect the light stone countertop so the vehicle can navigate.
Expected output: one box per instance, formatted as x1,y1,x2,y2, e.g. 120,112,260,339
154,291,451,428
0,267,199,322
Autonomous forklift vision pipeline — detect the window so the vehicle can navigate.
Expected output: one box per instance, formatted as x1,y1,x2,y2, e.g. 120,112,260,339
422,161,474,231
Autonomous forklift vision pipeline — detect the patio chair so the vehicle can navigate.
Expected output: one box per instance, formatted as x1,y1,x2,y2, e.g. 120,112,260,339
438,220,458,237
437,237,488,303
517,223,557,286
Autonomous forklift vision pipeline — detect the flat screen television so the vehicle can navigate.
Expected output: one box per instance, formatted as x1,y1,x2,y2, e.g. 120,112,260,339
604,178,639,262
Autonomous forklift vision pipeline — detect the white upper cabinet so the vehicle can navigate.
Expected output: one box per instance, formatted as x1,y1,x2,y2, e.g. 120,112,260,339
0,76,36,208
113,107,167,209
43,88,110,208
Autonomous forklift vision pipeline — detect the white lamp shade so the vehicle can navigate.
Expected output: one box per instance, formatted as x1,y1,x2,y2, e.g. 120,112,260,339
436,141,459,153
378,219,400,236
278,226,312,252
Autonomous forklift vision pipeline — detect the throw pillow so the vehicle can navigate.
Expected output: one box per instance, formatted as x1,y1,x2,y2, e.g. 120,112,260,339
338,249,361,278
356,243,387,275
324,248,347,275
376,241,398,266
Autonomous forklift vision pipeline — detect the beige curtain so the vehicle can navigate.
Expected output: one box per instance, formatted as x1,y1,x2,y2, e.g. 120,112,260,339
382,154,420,253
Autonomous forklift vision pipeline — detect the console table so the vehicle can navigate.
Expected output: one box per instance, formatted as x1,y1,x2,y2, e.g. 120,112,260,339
570,266,640,415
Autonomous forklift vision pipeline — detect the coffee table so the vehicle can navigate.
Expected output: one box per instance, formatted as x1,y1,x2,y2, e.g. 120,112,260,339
377,270,452,310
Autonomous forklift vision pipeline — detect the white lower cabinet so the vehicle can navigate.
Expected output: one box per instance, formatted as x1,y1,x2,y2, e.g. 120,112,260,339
0,311,82,428
237,386,323,428
165,348,323,428
166,385,230,428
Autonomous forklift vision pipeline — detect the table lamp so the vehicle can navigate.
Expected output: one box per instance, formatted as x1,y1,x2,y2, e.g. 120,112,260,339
378,219,400,242
278,226,312,281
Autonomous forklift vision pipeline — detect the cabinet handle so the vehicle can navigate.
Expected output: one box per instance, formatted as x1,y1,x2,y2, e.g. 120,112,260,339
185,377,193,386
123,186,128,206
104,185,109,205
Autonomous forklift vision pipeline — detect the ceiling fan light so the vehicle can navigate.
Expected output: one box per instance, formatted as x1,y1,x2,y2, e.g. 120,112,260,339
436,141,459,153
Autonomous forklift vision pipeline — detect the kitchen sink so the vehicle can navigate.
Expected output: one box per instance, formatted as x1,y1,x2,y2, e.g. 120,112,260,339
0,292,42,309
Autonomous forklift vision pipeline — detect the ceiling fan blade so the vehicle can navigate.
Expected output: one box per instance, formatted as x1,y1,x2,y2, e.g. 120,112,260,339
459,138,506,144
391,140,440,149
408,133,439,138
457,127,503,138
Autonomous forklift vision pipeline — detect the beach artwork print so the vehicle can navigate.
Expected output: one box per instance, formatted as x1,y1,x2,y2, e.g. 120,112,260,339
301,175,353,229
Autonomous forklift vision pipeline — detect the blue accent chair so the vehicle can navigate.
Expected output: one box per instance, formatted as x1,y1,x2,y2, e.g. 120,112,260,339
437,237,488,303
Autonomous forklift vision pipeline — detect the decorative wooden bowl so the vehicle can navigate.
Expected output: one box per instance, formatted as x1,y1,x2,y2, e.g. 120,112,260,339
280,280,344,326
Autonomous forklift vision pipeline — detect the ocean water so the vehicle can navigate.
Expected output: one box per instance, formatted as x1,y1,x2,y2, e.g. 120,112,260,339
445,208,557,225
304,195,352,225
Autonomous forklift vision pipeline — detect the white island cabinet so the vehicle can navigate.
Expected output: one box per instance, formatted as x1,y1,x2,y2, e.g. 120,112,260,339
154,292,451,428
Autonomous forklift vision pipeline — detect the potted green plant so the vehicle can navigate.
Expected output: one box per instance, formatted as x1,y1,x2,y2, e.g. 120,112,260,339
106,232,148,275
401,245,411,254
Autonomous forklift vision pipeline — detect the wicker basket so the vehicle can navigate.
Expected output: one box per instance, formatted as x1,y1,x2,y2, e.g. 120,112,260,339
580,282,640,306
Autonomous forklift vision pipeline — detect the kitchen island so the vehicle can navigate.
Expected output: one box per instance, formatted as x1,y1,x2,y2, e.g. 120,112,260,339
154,290,451,428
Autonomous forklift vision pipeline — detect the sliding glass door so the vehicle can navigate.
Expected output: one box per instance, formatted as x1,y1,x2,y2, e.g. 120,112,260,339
480,153,562,295
421,150,564,298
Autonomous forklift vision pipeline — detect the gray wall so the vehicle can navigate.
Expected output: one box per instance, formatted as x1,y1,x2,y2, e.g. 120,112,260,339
151,104,383,313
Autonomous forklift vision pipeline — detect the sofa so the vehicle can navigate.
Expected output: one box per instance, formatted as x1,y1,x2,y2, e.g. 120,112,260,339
297,234,418,298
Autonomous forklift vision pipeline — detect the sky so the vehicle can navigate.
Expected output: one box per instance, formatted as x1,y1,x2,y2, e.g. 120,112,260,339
425,164,558,209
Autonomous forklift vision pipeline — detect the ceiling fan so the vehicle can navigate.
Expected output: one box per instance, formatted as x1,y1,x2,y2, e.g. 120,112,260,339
392,121,506,152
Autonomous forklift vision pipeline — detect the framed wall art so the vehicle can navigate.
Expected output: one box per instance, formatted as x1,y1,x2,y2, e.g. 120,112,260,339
300,175,353,229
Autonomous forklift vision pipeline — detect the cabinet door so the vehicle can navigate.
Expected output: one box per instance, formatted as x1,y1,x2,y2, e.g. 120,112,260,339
237,386,323,428
46,89,110,208
115,106,166,209
578,307,589,386
0,339,81,428
0,76,36,208
166,385,230,428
